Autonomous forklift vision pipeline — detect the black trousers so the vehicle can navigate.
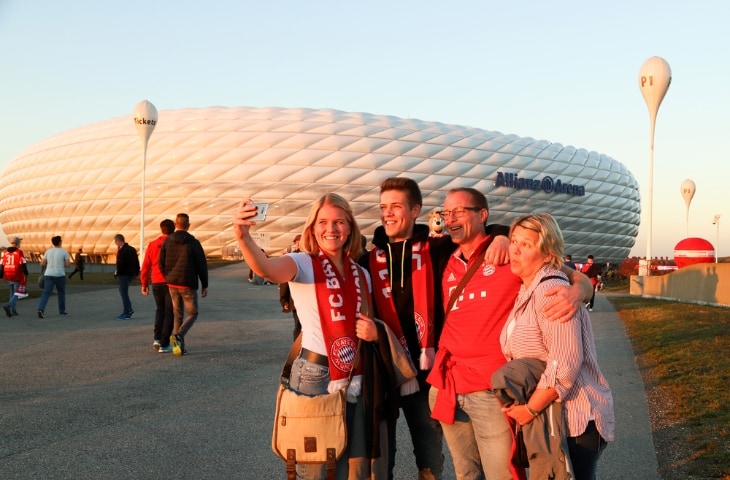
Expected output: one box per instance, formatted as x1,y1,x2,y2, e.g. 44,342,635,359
152,283,174,347
568,420,608,480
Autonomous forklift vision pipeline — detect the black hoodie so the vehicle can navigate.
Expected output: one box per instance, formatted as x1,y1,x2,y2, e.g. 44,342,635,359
359,223,456,377
159,230,208,289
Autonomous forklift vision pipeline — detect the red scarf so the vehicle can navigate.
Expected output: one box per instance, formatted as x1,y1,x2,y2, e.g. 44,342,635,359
369,241,434,354
312,251,363,381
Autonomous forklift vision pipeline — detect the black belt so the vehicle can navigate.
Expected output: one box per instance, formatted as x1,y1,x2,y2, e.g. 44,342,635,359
299,348,328,366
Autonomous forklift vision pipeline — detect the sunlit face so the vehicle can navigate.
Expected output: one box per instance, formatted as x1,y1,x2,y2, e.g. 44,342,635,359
314,203,351,257
379,189,420,242
509,225,550,283
442,191,485,245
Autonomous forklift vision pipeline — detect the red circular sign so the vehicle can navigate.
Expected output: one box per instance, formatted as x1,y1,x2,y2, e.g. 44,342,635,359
673,237,715,268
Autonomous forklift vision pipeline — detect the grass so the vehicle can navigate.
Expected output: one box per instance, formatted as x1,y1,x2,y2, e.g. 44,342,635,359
607,286,730,480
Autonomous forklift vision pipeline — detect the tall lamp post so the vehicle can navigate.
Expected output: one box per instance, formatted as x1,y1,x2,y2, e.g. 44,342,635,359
713,215,721,263
133,100,158,257
639,56,671,275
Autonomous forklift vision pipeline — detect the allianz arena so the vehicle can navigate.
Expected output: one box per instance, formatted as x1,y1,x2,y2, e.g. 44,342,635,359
0,106,640,263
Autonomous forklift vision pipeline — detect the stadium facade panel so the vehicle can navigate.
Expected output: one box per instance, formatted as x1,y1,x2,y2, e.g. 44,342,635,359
0,106,640,263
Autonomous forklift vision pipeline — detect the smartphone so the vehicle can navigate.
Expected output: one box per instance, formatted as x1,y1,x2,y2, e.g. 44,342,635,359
251,202,269,221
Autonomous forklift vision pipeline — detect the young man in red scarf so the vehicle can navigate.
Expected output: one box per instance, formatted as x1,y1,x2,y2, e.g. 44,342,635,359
360,178,513,480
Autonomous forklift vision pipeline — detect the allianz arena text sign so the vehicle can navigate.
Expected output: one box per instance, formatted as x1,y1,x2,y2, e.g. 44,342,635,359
495,171,586,196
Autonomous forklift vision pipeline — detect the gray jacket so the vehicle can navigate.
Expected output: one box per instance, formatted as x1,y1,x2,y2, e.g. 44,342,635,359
492,358,573,480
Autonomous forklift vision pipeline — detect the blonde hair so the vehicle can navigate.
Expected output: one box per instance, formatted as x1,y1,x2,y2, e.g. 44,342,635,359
509,213,564,270
299,193,363,259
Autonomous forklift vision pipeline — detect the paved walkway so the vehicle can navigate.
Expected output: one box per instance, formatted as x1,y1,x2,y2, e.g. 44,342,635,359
0,265,659,479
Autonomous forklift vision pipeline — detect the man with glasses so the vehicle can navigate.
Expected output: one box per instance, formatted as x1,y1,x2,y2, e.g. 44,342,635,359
427,187,591,479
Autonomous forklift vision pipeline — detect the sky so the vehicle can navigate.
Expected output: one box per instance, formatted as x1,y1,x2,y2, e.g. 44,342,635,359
0,0,727,259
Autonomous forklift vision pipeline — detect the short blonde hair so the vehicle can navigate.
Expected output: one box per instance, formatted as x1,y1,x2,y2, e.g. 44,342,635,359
509,213,564,270
299,193,363,259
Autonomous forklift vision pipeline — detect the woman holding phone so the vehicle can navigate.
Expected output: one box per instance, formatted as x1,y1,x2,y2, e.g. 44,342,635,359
233,194,412,479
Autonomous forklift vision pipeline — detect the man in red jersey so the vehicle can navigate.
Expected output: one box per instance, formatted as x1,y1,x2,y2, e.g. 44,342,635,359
428,188,591,480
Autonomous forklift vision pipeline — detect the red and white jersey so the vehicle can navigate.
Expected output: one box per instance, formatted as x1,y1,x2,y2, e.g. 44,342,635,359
438,238,522,390
1,248,27,282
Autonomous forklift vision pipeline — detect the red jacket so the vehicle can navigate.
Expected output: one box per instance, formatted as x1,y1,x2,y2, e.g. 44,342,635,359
140,234,168,288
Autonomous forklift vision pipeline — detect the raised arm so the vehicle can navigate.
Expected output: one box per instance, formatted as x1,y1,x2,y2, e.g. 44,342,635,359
232,199,298,284
484,223,510,265
541,267,592,322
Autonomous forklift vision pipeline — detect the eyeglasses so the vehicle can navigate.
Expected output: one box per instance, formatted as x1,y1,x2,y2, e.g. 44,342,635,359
439,206,482,219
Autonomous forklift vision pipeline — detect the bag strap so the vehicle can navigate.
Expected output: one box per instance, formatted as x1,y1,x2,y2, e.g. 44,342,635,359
540,274,567,284
280,265,368,386
444,247,487,321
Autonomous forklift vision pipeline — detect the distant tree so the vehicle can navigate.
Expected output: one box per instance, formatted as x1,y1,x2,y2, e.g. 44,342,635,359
619,256,640,279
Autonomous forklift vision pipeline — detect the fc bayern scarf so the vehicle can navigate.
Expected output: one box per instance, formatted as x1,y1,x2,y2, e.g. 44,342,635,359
312,251,363,382
369,240,435,368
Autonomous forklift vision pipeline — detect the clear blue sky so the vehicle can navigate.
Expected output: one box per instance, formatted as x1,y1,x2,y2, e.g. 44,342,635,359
1,0,727,258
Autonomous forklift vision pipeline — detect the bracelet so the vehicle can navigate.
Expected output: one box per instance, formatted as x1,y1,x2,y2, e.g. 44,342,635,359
525,404,540,417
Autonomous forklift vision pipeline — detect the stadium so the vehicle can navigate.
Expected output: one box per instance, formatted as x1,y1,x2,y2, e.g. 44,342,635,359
0,106,640,263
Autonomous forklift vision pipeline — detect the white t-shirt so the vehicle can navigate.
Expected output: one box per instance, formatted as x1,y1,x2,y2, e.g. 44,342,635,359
288,252,372,356
44,247,70,277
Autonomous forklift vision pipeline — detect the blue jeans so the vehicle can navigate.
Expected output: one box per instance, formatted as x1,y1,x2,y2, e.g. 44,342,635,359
38,276,67,314
152,284,174,346
6,281,18,310
117,275,134,315
388,385,444,478
169,287,198,338
429,387,513,480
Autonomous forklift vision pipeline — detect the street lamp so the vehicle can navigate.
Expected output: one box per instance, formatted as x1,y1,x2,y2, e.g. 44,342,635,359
133,100,158,257
713,215,721,263
638,56,672,275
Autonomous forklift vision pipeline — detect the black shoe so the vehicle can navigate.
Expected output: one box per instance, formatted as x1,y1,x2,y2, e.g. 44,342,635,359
3,306,11,318
37,310,45,319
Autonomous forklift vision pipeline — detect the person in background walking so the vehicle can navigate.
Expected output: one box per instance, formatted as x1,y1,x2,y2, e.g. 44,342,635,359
279,234,302,340
159,213,208,356
37,236,71,318
114,234,140,320
580,255,602,312
2,237,28,317
68,248,85,280
563,254,577,270
141,219,175,353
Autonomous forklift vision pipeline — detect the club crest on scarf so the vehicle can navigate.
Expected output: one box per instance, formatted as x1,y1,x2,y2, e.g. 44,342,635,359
330,336,357,373
312,251,362,378
414,312,427,342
